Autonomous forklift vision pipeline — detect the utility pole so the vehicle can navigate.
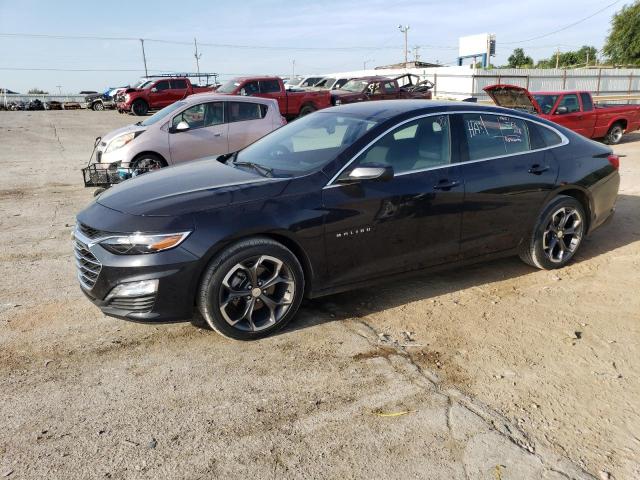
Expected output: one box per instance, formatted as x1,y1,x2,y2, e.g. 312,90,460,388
555,47,560,69
585,50,589,68
140,39,148,77
413,45,421,62
194,38,202,82
363,59,374,70
292,59,295,81
56,85,62,96
398,25,410,65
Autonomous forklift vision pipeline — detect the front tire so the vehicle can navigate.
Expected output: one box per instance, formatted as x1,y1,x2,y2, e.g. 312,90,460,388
131,99,149,116
519,195,586,270
131,153,166,175
197,237,305,340
604,122,624,145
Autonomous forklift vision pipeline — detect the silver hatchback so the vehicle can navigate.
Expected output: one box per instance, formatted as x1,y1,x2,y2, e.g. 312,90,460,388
94,94,285,171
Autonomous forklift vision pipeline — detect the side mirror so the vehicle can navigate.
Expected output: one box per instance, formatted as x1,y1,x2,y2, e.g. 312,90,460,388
555,106,568,115
173,121,190,132
151,87,158,93
339,165,394,183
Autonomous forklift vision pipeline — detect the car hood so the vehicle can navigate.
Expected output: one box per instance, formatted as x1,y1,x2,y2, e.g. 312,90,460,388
96,157,289,216
101,124,147,144
331,90,366,102
483,84,541,114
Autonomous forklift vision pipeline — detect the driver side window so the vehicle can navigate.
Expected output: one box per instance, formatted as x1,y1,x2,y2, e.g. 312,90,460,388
239,82,259,96
353,116,451,175
557,94,580,114
154,80,170,91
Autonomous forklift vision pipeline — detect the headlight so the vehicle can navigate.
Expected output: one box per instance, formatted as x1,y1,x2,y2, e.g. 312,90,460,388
100,232,191,255
104,131,143,153
125,94,130,102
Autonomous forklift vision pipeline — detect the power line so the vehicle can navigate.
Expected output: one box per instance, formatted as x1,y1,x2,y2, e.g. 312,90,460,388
502,0,623,44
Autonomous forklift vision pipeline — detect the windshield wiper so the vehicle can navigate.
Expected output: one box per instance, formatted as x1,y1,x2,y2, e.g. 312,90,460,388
232,161,274,178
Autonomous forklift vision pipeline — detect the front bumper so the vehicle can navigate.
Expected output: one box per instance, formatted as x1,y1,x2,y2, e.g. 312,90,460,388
116,102,132,113
73,207,200,322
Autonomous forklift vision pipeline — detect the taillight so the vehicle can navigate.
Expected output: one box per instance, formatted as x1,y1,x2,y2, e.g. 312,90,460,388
608,154,620,169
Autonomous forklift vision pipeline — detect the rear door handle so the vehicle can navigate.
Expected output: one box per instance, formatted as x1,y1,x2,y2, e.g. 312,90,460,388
528,164,549,175
213,133,222,137
433,179,460,190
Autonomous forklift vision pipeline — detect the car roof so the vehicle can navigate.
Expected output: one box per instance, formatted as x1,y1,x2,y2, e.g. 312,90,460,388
184,93,276,105
320,100,544,122
349,76,391,82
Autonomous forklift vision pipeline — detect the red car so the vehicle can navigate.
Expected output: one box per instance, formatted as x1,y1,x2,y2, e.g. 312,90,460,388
215,76,332,119
116,77,215,116
484,84,640,144
331,75,433,106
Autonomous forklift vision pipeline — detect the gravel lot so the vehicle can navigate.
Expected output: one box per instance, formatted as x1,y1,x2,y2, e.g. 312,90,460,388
1,110,638,479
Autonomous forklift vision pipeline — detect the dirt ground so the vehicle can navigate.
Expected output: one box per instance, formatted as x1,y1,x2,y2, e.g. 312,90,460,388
0,110,638,480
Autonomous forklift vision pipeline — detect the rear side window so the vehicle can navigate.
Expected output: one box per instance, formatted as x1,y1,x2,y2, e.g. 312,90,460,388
228,102,267,122
528,122,563,149
171,79,188,90
154,80,170,91
462,113,530,160
383,82,397,93
260,80,281,93
580,93,594,112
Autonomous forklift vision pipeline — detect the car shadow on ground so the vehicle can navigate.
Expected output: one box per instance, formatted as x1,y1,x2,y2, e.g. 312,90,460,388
285,193,640,335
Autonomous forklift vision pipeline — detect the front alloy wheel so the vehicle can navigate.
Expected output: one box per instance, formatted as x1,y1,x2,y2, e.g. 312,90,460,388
197,238,304,340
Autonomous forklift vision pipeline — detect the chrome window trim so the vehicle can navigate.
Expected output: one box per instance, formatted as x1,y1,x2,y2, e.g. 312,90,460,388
323,110,569,189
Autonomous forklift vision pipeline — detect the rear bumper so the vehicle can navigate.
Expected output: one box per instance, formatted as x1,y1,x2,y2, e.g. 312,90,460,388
588,170,620,234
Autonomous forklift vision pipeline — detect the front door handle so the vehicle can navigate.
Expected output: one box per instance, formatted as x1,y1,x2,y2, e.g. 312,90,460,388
433,179,460,190
528,164,550,175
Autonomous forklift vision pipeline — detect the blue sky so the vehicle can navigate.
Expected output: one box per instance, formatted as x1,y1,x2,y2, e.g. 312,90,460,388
0,0,623,93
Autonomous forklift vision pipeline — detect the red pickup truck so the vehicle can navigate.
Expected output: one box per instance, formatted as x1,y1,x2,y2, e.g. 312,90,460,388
484,84,640,144
215,76,332,119
116,77,214,116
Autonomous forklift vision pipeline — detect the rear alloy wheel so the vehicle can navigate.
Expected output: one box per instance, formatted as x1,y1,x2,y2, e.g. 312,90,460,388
92,102,105,111
131,99,149,116
197,238,304,340
519,196,586,270
605,123,624,145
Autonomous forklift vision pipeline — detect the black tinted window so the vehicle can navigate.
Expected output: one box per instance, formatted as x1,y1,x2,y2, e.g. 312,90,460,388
260,80,281,93
154,81,170,91
580,92,593,112
228,102,266,122
558,94,580,113
528,122,563,149
355,115,450,174
239,82,259,96
462,113,530,160
171,79,188,90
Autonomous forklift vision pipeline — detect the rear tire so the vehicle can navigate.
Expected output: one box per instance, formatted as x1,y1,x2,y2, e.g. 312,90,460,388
298,105,316,117
92,101,105,111
604,122,624,145
519,195,586,270
131,99,149,116
197,237,305,340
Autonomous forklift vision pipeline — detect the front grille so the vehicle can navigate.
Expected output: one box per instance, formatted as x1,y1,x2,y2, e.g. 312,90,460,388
74,238,102,290
78,222,108,240
109,294,155,312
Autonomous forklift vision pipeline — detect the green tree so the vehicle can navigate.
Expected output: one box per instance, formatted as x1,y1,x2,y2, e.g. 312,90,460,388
27,88,48,94
507,48,534,68
603,1,640,66
535,45,598,68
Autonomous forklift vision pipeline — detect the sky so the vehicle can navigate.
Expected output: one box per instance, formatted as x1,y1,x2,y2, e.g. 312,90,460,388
0,0,625,93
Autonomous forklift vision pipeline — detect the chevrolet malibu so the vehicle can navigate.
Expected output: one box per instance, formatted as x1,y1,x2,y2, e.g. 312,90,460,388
74,101,620,340
93,94,285,172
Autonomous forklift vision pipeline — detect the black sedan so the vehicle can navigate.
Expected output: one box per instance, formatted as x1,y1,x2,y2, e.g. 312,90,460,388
74,101,620,340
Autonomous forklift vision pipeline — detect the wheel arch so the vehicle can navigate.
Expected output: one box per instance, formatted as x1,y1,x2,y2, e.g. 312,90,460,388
608,117,627,132
550,186,594,233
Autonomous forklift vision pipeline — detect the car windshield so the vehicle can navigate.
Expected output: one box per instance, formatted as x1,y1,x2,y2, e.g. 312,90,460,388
316,78,336,88
135,80,153,89
139,101,188,126
532,94,559,114
233,112,380,176
341,80,368,92
217,79,241,94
